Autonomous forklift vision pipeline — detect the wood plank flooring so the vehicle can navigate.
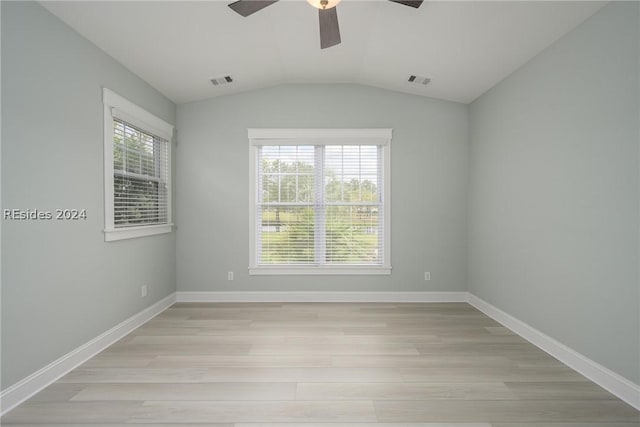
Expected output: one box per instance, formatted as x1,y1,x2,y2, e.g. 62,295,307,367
2,302,638,426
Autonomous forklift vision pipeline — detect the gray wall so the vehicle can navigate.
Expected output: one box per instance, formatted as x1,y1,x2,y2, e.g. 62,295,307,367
468,1,639,383
1,2,176,389
176,84,469,292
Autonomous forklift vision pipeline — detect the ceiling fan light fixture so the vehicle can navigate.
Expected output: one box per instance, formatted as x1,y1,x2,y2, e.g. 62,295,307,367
307,0,341,10
229,0,421,49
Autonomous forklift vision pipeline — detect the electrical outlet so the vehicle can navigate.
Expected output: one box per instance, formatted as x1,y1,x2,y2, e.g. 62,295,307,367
228,271,234,281
141,285,148,297
424,272,431,281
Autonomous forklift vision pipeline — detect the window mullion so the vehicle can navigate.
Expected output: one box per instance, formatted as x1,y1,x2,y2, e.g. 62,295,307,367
314,145,325,265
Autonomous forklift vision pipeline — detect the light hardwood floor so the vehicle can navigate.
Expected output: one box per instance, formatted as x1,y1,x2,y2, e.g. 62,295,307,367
2,302,639,426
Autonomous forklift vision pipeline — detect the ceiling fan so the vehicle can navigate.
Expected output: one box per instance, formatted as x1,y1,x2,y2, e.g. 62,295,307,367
228,0,423,49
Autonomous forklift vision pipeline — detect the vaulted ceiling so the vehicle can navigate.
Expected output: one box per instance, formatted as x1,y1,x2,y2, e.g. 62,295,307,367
41,1,606,105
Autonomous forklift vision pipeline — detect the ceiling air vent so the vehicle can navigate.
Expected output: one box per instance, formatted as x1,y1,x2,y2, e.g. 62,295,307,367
408,75,431,85
210,76,233,86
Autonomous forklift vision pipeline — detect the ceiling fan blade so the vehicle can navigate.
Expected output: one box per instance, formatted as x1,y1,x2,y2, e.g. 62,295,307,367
388,0,423,8
228,0,278,17
319,7,341,49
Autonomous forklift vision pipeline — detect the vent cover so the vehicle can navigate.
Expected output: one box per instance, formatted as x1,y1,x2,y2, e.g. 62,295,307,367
408,75,431,85
210,76,233,86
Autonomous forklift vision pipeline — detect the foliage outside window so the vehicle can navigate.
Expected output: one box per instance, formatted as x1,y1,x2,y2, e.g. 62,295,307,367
249,129,391,275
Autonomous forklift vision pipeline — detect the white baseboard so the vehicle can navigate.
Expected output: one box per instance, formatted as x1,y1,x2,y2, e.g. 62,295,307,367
467,293,640,411
176,291,468,303
0,292,176,416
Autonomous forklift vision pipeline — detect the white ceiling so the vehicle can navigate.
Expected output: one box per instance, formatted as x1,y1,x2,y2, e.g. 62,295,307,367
41,1,607,105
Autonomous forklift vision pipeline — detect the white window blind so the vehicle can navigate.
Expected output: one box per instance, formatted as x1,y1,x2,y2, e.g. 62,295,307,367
103,88,173,241
113,119,169,227
249,129,391,275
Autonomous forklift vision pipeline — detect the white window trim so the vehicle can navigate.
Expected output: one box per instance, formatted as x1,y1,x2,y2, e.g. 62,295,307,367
249,128,392,275
102,88,174,241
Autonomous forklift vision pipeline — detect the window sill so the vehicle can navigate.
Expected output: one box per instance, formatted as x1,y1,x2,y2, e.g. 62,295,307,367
249,266,392,276
104,224,173,241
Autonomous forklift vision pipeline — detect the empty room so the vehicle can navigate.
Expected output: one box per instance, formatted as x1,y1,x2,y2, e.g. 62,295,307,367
1,0,639,425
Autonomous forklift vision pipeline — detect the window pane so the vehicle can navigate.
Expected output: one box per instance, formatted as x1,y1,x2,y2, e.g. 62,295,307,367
325,205,381,264
140,133,155,176
113,119,169,228
114,175,164,226
325,145,379,203
259,206,314,264
124,126,141,174
113,122,124,172
262,174,279,203
260,146,314,203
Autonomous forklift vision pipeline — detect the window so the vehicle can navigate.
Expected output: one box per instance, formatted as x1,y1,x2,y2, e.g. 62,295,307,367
103,88,173,241
249,129,391,275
